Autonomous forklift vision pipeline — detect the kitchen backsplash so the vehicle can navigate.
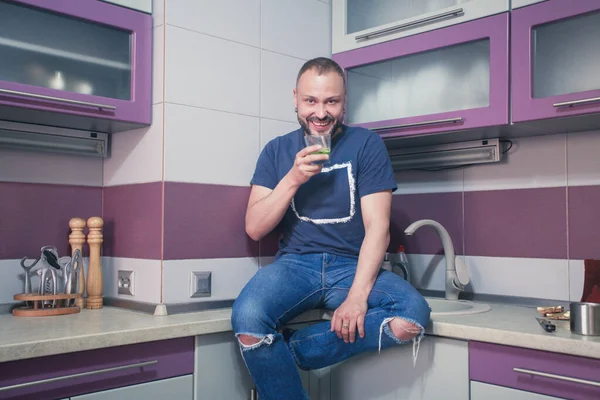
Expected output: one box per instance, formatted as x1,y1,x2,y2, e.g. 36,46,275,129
1,0,598,309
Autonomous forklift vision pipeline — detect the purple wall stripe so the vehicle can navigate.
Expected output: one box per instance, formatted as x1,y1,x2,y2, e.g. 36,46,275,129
464,187,567,259
0,182,102,259
390,192,463,255
102,182,162,259
163,182,258,260
568,185,600,259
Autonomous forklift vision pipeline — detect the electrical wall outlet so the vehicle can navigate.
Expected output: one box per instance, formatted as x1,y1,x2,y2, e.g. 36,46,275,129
190,271,211,298
118,270,134,296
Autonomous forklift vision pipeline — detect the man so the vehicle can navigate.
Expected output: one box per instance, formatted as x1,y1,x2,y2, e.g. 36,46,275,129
231,57,430,400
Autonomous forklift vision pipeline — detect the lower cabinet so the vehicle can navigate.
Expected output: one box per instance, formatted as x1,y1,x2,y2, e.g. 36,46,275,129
329,336,469,400
71,375,193,400
469,341,600,400
471,381,561,399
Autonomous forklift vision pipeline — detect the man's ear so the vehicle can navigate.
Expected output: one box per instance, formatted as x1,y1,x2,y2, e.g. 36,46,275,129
293,88,298,111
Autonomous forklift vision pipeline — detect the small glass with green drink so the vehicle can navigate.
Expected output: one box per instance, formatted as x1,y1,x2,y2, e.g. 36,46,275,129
304,133,331,165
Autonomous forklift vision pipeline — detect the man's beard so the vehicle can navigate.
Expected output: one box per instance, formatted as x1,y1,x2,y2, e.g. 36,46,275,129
298,113,344,137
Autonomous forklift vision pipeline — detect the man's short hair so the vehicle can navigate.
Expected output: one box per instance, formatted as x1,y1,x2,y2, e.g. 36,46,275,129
296,57,346,91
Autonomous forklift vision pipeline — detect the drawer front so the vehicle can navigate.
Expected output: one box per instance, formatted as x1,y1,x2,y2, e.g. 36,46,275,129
0,337,194,400
469,341,600,400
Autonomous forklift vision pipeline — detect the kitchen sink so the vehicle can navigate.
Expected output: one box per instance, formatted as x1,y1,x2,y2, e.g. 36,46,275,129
426,298,491,316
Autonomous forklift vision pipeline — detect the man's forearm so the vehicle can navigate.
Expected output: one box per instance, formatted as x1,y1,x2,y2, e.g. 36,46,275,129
347,224,390,301
245,174,301,241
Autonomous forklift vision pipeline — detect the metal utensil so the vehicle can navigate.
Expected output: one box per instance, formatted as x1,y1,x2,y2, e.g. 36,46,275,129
19,256,39,294
37,267,58,308
536,317,556,333
570,302,600,336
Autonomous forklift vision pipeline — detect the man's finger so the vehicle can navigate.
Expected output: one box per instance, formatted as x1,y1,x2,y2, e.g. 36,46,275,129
349,319,357,343
357,314,365,339
298,145,322,157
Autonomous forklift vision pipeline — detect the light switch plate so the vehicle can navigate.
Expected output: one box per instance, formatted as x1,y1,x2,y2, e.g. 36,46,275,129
118,270,134,296
190,271,211,298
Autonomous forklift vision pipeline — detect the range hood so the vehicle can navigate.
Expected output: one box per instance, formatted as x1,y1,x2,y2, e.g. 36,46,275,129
387,138,501,170
0,120,107,158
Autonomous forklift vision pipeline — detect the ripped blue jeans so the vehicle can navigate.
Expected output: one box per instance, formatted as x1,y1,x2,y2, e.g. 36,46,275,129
231,252,431,400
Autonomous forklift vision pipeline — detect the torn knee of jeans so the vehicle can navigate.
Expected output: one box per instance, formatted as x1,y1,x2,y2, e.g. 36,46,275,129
236,333,275,351
389,318,423,341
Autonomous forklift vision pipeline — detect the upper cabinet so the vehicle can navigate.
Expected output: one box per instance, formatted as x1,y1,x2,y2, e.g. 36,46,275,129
511,0,547,10
332,13,509,140
511,0,600,129
0,0,152,133
332,0,509,54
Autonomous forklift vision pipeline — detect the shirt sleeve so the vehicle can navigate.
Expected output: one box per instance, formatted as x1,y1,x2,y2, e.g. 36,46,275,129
250,140,279,190
357,133,398,198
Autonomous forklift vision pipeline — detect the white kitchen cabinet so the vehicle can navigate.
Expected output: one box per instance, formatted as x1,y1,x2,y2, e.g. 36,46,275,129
329,336,469,400
332,0,508,54
194,332,255,400
511,0,547,9
99,0,152,13
471,381,562,399
71,375,193,399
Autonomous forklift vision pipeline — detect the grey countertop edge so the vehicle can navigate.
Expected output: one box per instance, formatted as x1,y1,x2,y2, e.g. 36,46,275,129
1,306,599,364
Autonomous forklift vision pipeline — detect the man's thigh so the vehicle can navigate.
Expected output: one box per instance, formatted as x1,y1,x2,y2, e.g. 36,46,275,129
232,253,324,331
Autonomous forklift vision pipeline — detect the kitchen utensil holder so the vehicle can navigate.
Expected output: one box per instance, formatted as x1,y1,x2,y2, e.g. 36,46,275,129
12,293,82,317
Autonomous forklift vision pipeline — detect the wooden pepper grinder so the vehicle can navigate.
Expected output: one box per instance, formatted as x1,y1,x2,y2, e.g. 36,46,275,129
86,217,104,309
69,217,87,309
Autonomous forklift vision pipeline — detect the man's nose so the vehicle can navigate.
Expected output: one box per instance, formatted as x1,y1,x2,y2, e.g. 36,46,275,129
315,104,327,119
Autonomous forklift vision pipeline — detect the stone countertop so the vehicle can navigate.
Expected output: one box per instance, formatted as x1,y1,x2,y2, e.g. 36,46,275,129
1,300,599,363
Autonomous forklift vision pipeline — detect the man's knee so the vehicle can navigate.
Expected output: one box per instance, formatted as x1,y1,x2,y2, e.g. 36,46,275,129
389,318,422,341
238,334,262,346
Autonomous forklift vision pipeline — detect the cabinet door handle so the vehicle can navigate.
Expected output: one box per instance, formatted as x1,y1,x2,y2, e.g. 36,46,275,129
355,8,464,41
0,88,117,111
513,367,600,388
553,96,600,108
371,117,463,132
0,360,157,392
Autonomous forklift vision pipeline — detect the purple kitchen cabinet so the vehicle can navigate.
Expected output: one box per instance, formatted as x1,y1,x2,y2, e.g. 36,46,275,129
512,0,600,125
0,0,152,133
470,341,600,400
0,337,194,400
332,12,509,140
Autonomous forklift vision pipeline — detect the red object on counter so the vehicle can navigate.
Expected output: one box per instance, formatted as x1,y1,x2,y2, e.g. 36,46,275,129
582,259,600,303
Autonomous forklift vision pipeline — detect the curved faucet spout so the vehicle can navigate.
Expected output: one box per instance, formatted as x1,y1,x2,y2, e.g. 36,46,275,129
404,219,463,300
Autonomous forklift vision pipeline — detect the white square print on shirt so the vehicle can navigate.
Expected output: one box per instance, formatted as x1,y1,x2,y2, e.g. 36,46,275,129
291,162,356,225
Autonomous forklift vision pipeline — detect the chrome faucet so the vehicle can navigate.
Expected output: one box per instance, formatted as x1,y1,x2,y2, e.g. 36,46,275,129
404,219,468,301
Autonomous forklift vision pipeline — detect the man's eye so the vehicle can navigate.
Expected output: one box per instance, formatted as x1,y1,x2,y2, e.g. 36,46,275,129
328,100,338,104
306,99,315,104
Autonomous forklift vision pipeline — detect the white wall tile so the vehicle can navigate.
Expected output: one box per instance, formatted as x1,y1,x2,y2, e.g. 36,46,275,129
153,0,164,26
162,257,259,304
261,0,332,60
567,129,600,187
462,256,569,301
0,149,102,186
463,134,567,191
166,0,260,47
165,25,260,116
569,259,585,302
163,103,259,186
101,257,162,304
405,254,447,291
153,24,164,105
394,169,463,195
261,51,305,122
103,103,164,186
260,118,298,151
405,254,570,301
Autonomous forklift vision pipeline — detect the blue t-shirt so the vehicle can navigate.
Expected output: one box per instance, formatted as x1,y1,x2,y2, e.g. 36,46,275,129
250,125,397,259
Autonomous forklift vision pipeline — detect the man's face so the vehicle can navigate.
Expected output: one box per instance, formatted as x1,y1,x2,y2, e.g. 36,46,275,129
294,69,345,137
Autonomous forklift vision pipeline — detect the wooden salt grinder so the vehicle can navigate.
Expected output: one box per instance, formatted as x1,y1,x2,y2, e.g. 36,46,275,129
86,217,104,309
69,217,87,309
